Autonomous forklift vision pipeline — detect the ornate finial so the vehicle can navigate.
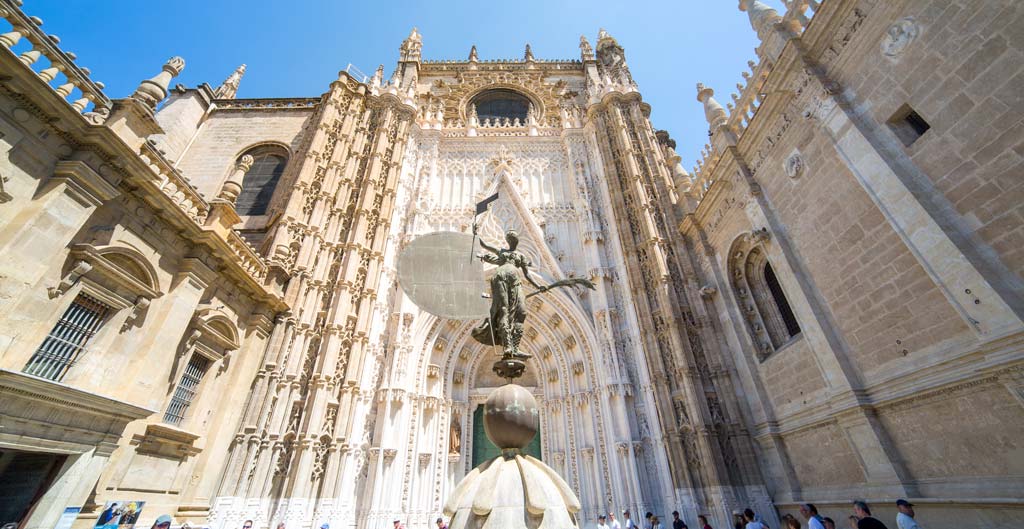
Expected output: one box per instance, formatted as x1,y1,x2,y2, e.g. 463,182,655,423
696,83,728,131
738,0,781,37
213,64,246,99
524,43,534,61
468,45,478,62
400,27,423,61
132,56,185,110
370,64,384,87
579,35,594,61
219,154,254,203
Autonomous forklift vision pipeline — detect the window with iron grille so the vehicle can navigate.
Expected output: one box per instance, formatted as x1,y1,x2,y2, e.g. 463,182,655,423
24,294,110,381
163,354,211,425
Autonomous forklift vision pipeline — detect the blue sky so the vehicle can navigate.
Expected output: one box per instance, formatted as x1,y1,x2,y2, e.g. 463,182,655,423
25,0,781,171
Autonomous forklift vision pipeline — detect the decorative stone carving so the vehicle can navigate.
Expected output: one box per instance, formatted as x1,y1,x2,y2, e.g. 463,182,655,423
132,56,185,110
784,149,805,178
751,227,770,244
880,17,919,59
699,286,717,299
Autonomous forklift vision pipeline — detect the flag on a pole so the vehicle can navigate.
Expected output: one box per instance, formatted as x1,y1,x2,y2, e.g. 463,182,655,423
475,192,499,216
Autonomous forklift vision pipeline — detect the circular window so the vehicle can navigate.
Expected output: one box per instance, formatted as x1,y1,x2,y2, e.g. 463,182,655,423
469,89,532,123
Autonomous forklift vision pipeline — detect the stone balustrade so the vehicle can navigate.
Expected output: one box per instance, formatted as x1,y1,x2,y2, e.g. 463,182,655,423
686,0,820,208
783,0,821,34
0,0,111,117
226,230,269,282
139,143,211,224
215,97,319,110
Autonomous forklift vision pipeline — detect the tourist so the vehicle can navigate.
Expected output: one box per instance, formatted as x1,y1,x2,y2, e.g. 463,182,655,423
392,520,405,529
598,514,611,529
435,517,448,529
894,500,919,529
276,523,286,529
800,504,825,529
609,512,623,529
744,509,767,529
698,515,712,529
672,510,688,529
241,521,253,529
646,512,655,529
624,510,638,529
150,516,172,529
785,518,800,529
852,502,888,529
847,516,858,529
651,516,664,529
823,518,836,529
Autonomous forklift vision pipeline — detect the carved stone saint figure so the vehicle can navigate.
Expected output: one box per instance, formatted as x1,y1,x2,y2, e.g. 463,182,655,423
449,411,461,455
471,225,594,362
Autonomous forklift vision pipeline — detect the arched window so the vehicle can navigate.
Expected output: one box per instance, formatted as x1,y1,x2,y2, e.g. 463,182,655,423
235,145,288,216
729,235,801,361
469,89,532,123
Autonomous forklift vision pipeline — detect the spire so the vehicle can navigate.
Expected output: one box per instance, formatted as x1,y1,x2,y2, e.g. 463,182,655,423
213,64,246,99
132,56,185,110
596,27,617,51
400,27,423,62
738,0,782,38
579,35,594,61
370,64,384,88
696,83,728,132
524,43,534,62
468,45,479,62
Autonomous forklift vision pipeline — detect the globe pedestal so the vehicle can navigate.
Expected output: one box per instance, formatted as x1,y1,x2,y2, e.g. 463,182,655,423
443,384,581,529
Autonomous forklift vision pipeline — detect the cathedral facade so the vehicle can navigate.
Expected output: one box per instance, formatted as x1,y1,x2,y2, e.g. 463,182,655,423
0,1,1022,529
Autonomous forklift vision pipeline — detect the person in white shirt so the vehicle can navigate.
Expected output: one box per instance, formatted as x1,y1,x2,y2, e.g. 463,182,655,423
800,504,826,529
598,515,611,529
895,500,921,529
609,512,623,529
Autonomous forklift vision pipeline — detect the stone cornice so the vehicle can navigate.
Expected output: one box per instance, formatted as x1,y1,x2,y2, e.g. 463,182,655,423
0,369,155,422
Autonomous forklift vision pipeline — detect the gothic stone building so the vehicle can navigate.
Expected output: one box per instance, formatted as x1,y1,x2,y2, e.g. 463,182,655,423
0,1,1022,529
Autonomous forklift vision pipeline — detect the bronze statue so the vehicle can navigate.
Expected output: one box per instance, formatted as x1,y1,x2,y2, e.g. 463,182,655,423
471,225,595,379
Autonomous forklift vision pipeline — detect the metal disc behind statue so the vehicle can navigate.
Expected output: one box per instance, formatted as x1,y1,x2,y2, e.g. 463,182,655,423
397,231,490,320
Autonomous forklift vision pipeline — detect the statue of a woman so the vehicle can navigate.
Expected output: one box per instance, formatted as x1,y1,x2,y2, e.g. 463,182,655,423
471,225,594,363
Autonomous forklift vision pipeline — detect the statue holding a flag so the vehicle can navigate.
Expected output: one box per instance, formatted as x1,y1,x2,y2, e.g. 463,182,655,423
470,193,595,379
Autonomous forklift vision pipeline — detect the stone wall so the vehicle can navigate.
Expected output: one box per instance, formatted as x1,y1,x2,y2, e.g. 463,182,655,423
174,108,313,199
678,0,1024,524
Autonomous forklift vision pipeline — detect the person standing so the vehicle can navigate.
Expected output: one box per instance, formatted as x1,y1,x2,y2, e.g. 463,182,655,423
609,512,623,529
823,518,836,529
698,515,713,529
784,519,801,529
894,500,920,529
852,501,889,529
598,515,611,529
435,517,448,529
743,509,766,529
672,511,688,529
624,510,638,529
800,504,825,529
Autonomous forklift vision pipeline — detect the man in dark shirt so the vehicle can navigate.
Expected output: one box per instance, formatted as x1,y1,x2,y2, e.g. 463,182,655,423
672,511,688,529
853,501,889,529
